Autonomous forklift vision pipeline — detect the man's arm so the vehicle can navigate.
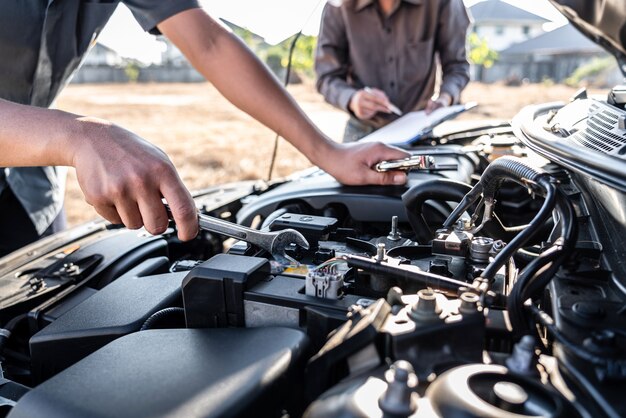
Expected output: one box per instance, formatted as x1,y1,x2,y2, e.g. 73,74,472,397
314,4,356,112
0,98,198,240
157,8,408,186
436,0,471,105
314,5,391,121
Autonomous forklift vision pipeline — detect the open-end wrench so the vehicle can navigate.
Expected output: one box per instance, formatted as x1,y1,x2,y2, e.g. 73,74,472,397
166,206,309,264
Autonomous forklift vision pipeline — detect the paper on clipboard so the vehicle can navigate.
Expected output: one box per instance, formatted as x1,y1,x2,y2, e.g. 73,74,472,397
361,102,477,145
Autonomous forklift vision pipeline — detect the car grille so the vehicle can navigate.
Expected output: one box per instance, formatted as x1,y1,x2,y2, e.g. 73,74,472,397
569,102,626,156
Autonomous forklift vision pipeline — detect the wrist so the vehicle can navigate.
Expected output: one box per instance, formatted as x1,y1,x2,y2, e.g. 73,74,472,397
306,133,339,168
64,114,115,167
44,109,85,167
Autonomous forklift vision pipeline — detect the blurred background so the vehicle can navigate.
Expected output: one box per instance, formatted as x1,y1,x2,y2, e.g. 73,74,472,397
58,0,621,225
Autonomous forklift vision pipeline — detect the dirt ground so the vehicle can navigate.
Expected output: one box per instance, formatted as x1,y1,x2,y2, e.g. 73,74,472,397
55,80,601,226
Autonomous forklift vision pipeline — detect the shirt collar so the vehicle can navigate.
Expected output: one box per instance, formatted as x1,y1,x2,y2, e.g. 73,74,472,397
354,0,423,12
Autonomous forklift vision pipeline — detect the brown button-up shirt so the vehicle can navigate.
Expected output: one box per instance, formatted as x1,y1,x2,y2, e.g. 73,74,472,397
315,0,470,128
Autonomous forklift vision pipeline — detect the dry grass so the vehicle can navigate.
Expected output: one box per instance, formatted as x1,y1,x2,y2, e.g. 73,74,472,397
55,80,601,226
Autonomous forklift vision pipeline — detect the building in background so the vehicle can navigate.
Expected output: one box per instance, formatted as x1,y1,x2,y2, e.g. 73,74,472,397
490,24,613,84
468,0,548,51
467,0,619,85
71,43,129,84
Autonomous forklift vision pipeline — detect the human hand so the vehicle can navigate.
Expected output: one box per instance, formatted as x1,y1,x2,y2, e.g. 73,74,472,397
348,88,392,120
70,117,198,240
319,141,410,186
425,93,453,114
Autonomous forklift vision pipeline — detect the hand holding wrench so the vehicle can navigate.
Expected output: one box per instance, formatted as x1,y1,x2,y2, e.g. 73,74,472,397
166,205,309,264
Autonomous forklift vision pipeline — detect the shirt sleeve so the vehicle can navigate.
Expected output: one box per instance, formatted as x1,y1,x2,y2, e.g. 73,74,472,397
436,0,471,103
122,0,201,34
314,4,357,112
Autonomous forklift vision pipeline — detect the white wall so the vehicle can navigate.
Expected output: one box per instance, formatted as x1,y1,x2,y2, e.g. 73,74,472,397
474,22,544,51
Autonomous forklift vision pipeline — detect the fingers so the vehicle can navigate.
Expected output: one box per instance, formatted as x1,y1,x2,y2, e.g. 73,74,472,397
72,121,198,241
93,204,123,225
137,196,170,236
324,142,409,186
361,95,391,115
425,95,451,114
360,143,409,185
360,167,408,186
364,88,391,108
115,199,143,230
350,89,393,120
369,142,410,164
160,174,198,241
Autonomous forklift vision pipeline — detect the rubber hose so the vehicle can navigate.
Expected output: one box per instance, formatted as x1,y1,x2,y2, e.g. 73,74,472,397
402,179,472,243
481,176,556,280
478,156,550,198
443,156,552,229
507,189,577,332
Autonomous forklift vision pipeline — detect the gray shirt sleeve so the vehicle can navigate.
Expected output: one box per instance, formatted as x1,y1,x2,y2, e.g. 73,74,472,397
436,0,471,104
314,4,358,112
122,0,201,34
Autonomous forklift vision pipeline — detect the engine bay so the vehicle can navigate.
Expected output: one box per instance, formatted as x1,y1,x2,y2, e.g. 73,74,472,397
1,93,626,417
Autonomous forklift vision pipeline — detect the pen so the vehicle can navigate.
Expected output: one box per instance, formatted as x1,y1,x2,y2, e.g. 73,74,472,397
364,87,403,116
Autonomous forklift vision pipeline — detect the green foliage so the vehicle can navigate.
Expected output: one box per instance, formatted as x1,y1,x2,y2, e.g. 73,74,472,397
124,62,140,83
232,26,317,76
565,56,617,87
467,33,498,69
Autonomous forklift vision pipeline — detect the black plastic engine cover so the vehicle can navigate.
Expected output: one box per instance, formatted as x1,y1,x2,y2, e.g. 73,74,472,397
10,328,309,418
29,258,185,383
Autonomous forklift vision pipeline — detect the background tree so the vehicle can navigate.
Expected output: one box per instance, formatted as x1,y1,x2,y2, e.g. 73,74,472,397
468,33,499,82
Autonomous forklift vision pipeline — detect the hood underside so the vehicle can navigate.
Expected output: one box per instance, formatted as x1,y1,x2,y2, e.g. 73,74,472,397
550,0,626,75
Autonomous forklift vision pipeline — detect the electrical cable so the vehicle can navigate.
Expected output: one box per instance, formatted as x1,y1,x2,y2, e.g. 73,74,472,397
507,188,577,333
481,176,556,280
0,314,27,358
140,307,185,331
267,1,325,181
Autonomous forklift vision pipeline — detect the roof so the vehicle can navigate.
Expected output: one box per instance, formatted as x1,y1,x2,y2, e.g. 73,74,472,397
469,0,549,24
501,24,604,55
91,43,118,55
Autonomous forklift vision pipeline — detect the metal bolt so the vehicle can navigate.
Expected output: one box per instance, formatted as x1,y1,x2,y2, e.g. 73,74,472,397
376,243,386,262
459,292,480,315
378,360,418,417
457,218,472,231
388,216,401,241
409,289,442,322
492,240,505,251
470,237,494,263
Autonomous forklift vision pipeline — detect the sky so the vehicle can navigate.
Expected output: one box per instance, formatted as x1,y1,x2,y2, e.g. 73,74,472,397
98,0,568,64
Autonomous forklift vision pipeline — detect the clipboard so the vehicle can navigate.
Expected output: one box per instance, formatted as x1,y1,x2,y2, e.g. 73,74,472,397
360,102,477,146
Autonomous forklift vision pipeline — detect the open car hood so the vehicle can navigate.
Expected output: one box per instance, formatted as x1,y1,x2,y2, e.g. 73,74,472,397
550,0,626,75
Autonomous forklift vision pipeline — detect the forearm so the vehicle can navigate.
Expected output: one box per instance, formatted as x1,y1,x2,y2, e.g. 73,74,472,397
437,0,470,103
440,68,469,103
159,9,335,166
316,74,357,111
0,99,79,167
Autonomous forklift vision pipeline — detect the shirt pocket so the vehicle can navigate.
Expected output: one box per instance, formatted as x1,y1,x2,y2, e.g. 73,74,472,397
402,38,435,84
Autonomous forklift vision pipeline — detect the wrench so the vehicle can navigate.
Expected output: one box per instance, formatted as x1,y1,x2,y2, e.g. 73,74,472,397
166,206,309,264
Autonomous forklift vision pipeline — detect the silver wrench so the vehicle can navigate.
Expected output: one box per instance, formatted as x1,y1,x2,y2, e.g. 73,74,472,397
166,206,309,264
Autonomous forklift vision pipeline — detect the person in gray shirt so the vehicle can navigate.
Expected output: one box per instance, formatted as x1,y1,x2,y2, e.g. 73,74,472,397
0,1,410,256
315,0,471,142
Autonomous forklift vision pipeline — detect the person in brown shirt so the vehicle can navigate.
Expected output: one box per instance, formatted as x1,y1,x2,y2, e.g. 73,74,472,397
315,0,471,142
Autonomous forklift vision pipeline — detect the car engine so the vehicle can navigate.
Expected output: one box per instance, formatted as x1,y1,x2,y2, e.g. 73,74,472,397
0,83,625,417
2,0,626,413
